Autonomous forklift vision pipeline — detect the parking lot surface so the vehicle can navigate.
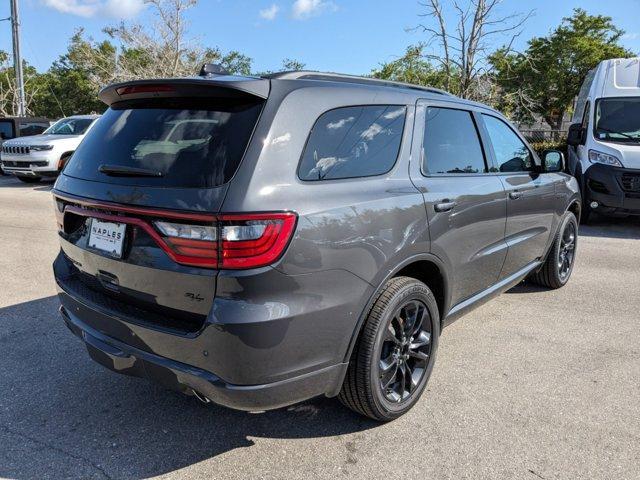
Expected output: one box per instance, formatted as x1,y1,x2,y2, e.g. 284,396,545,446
1,174,639,479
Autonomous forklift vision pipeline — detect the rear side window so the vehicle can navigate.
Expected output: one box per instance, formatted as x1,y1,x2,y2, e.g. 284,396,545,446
19,123,48,136
298,105,406,181
422,107,486,174
482,114,534,172
63,98,263,188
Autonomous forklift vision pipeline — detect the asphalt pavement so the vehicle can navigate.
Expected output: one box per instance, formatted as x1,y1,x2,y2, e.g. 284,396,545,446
1,174,639,479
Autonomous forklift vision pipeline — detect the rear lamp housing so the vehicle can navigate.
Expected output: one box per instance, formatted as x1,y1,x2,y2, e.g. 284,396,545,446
152,213,297,269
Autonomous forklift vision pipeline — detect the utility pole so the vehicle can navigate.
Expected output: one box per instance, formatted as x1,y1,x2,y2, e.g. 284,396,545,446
10,0,25,116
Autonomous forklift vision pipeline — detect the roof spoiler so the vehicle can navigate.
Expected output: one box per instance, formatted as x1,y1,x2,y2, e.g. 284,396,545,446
99,75,270,106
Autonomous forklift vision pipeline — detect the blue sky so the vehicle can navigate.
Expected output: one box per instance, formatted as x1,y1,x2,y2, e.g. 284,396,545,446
1,0,639,75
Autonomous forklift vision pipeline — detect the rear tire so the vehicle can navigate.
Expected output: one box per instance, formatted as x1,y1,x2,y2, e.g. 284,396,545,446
339,276,439,422
530,212,578,289
16,175,41,183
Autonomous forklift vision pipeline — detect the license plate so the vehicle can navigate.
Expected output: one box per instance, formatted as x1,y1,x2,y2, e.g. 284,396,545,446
88,219,126,258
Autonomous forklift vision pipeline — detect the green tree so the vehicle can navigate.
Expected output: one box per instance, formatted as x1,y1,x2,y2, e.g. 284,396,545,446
372,44,449,89
281,58,306,71
29,31,113,118
0,51,44,117
490,9,635,128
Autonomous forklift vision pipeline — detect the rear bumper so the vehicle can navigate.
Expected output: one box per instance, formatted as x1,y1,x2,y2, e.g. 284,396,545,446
53,251,370,411
60,303,347,411
584,164,640,216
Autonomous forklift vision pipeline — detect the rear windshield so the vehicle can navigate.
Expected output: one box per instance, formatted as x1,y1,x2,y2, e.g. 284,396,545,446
63,98,263,188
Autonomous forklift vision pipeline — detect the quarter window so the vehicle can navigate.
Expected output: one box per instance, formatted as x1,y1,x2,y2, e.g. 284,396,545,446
298,105,406,181
422,107,486,174
482,114,534,172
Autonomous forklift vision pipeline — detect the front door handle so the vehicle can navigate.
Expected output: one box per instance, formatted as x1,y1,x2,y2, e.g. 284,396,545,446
509,191,524,200
434,200,457,212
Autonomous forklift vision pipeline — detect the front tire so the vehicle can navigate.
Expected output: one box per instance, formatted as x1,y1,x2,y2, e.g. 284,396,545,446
339,276,440,421
530,212,578,289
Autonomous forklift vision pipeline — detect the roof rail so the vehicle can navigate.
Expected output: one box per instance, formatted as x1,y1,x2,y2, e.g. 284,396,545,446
263,70,453,96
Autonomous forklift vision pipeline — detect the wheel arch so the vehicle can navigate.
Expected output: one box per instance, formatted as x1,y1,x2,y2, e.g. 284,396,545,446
567,198,582,223
342,253,449,364
58,151,75,171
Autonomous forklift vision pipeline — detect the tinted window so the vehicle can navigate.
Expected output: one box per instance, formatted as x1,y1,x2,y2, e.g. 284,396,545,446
45,118,94,135
0,120,15,140
298,105,406,181
482,115,534,172
19,123,48,136
422,107,486,174
63,98,263,188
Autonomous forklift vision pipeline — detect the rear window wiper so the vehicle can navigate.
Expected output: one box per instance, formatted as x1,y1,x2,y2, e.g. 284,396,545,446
98,164,164,177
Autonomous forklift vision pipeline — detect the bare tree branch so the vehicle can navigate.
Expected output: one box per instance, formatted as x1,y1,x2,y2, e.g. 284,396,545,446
415,0,534,100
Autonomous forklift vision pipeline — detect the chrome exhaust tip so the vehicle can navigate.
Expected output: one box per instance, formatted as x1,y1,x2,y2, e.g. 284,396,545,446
192,389,212,404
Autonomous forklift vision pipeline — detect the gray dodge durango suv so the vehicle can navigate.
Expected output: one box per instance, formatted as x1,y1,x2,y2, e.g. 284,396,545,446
52,66,581,421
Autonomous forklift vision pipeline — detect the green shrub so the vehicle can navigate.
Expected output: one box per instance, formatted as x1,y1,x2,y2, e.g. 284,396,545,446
529,140,568,157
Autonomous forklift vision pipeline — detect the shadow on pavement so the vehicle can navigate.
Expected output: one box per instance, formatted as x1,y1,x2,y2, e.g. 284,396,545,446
578,216,640,239
0,176,55,190
0,296,374,480
505,282,549,295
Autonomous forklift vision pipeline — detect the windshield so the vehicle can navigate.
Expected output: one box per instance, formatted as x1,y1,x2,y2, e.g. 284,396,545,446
594,98,640,143
63,98,263,188
45,118,95,135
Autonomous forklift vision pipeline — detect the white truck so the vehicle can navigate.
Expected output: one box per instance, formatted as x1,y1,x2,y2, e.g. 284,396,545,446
567,57,640,222
1,115,100,183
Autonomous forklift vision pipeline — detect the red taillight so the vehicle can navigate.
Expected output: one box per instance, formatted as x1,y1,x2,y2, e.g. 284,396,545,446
116,84,175,96
219,213,297,269
55,195,297,270
153,213,296,269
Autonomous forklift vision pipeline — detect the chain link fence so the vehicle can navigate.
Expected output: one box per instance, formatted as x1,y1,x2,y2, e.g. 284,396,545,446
518,129,568,143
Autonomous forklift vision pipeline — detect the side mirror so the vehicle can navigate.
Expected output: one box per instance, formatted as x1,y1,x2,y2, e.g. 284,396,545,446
543,150,564,173
567,123,584,147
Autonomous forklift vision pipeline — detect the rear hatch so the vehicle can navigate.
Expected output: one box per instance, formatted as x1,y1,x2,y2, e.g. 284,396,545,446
53,78,268,334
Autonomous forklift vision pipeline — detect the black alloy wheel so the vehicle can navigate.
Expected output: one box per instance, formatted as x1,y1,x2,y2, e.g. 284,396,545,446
378,300,432,403
530,212,578,289
558,221,576,282
339,276,440,421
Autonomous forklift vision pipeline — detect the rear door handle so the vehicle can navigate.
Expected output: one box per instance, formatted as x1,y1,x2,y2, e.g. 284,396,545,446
509,191,523,200
434,200,457,212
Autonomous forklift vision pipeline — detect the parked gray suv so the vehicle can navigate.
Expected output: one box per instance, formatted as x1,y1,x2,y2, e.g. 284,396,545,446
52,67,581,421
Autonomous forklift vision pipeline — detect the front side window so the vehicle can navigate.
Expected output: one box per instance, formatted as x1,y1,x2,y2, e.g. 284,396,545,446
422,107,486,174
594,98,640,144
482,114,534,172
45,118,95,136
298,105,406,181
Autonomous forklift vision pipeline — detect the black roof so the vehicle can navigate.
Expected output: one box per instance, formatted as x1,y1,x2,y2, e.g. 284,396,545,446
0,117,50,122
